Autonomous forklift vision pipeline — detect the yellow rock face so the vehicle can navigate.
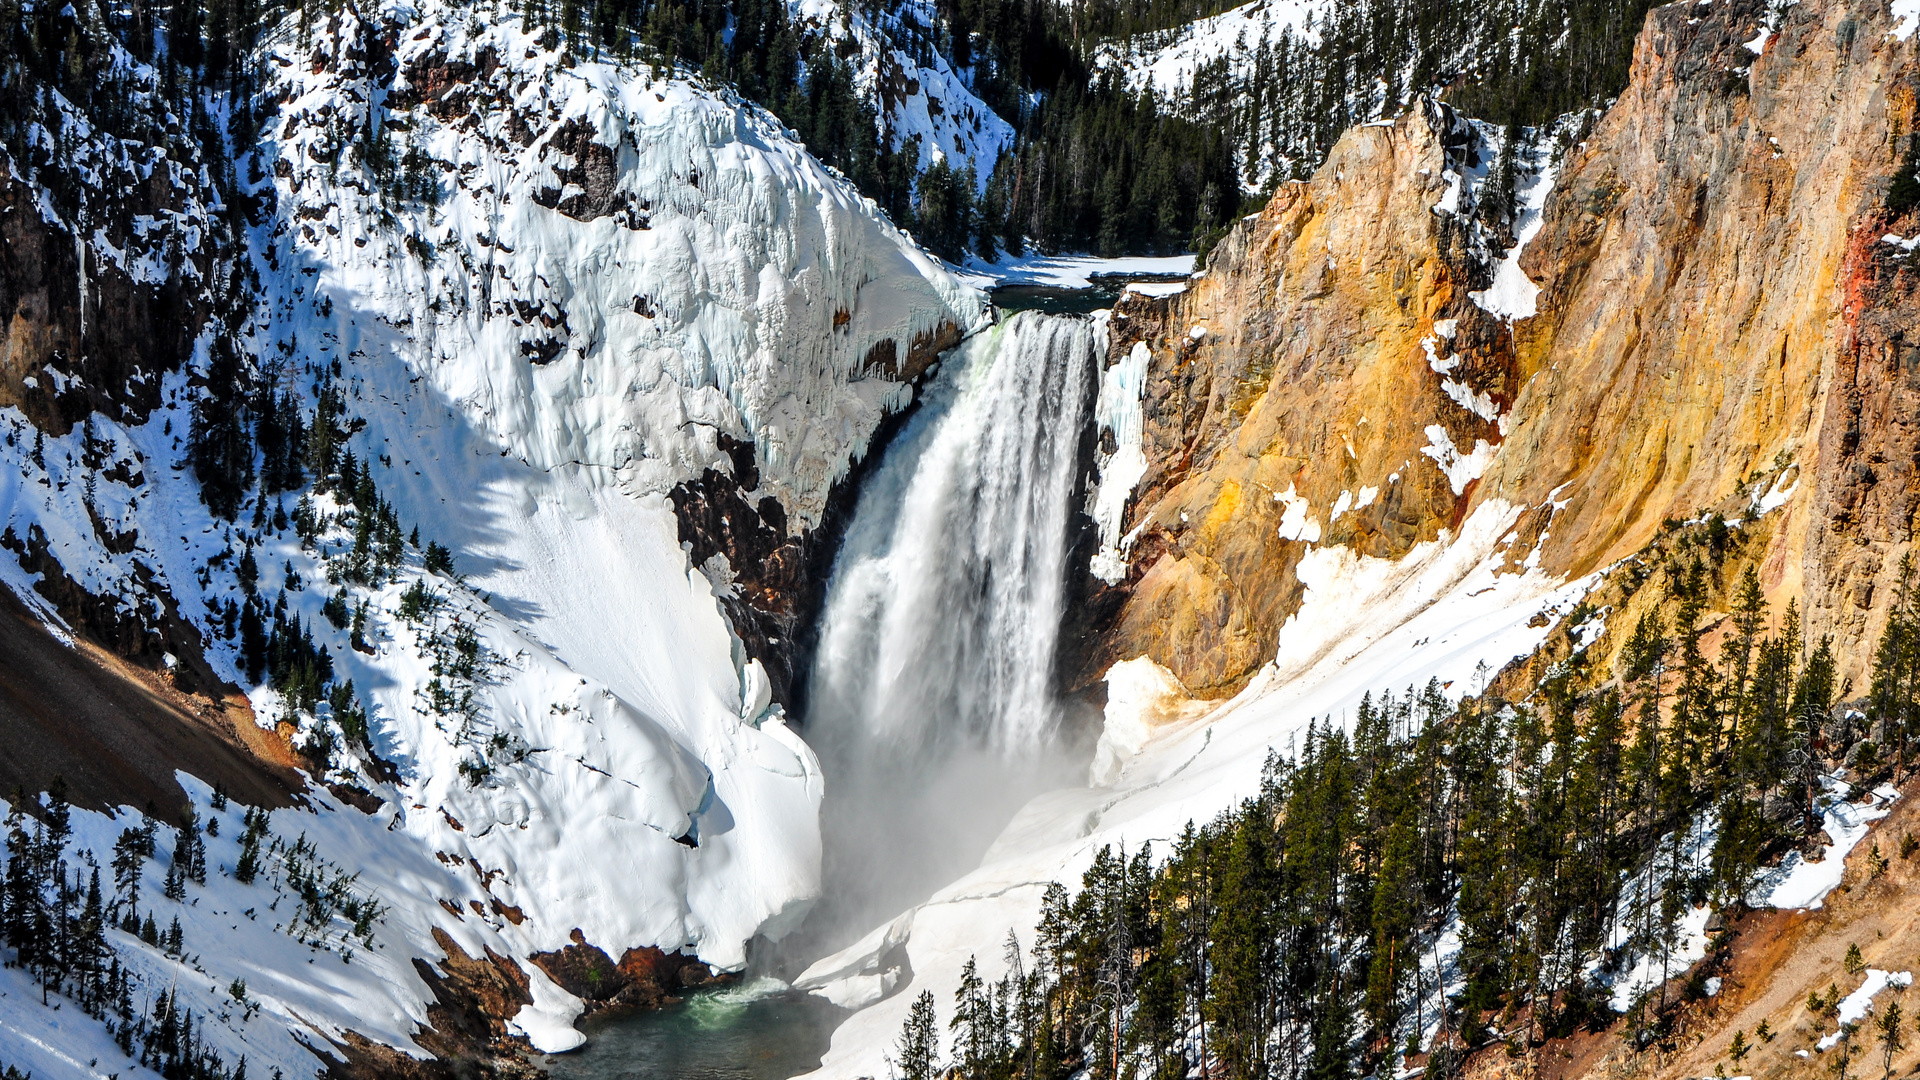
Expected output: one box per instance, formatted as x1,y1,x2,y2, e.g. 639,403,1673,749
1088,103,1511,698
1092,0,1920,697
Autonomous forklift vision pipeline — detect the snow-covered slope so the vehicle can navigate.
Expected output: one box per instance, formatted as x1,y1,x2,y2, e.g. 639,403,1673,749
1094,0,1324,98
0,0,987,1073
269,0,984,528
791,0,1015,192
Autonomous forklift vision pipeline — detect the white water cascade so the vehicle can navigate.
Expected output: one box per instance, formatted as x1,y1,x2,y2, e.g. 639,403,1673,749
801,310,1102,946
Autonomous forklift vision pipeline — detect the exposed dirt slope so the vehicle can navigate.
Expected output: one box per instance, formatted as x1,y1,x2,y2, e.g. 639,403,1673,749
0,588,299,816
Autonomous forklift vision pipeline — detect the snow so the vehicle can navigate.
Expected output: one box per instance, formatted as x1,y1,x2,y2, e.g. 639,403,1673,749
511,967,590,1053
0,958,143,1080
268,0,986,530
1423,333,1462,374
1816,971,1914,1049
789,0,1014,191
1421,425,1497,494
1590,812,1720,1012
1274,483,1324,542
1088,335,1152,585
1422,322,1505,429
1750,468,1800,515
1441,377,1502,423
1408,913,1466,1055
1892,0,1920,39
0,777,488,1078
1569,608,1609,651
1089,657,1210,785
964,251,1198,290
1753,780,1900,910
1469,139,1557,321
1126,280,1191,297
798,497,1599,1078
1095,0,1326,98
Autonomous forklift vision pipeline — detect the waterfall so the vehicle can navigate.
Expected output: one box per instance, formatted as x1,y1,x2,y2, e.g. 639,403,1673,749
801,310,1101,944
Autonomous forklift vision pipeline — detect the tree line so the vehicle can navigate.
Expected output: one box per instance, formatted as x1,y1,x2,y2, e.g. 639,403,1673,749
891,515,1920,1080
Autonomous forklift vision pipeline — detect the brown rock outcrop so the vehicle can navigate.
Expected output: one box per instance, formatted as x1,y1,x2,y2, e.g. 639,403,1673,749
529,928,714,1016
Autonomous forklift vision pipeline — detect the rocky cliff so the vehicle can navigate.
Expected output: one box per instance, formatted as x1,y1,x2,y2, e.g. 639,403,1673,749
1082,100,1513,697
1090,0,1920,699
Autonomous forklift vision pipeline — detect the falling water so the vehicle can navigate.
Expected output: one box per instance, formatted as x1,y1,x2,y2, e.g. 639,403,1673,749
800,310,1102,945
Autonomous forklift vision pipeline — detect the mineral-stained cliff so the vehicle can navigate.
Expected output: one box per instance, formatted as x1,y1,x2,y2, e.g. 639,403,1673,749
1091,0,1920,699
1081,99,1514,698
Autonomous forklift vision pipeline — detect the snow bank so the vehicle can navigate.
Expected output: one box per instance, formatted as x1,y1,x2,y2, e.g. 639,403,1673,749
1089,657,1211,785
965,252,1198,289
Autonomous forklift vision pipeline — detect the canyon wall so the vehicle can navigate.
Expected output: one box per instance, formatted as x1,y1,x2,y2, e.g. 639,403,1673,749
1091,0,1920,698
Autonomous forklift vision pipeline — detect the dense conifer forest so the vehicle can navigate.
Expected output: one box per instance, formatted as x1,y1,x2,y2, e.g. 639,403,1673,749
887,518,1920,1080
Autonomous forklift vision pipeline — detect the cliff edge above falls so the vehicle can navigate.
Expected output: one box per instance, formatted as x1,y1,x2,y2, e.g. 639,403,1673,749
1087,0,1920,700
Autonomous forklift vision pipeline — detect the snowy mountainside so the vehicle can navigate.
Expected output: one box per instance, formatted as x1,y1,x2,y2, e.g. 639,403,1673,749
0,0,987,1073
789,0,1015,191
1093,0,1323,99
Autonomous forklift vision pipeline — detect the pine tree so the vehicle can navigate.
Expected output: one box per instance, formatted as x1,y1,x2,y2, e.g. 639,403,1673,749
1878,1000,1905,1080
894,989,942,1080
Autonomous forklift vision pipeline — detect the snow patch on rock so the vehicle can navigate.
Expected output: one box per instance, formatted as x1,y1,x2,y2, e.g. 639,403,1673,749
1421,425,1496,494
